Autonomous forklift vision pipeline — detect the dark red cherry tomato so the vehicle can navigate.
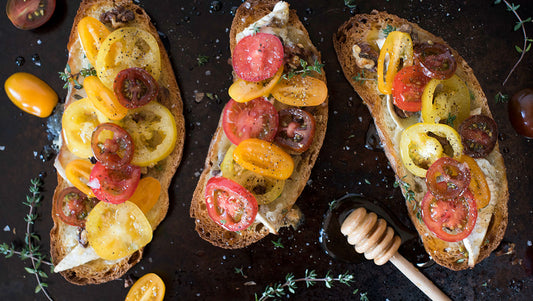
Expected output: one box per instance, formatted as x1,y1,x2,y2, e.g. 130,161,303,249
232,33,284,82
205,176,258,232
113,67,159,109
54,187,98,228
509,88,533,138
222,97,279,145
414,42,457,80
6,0,56,30
88,162,141,204
421,189,477,242
91,123,134,168
426,157,471,200
459,115,498,158
392,65,431,112
275,108,316,153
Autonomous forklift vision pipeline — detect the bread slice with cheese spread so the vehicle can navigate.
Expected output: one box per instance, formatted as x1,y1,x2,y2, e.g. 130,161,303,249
333,11,508,270
190,0,328,248
50,0,185,285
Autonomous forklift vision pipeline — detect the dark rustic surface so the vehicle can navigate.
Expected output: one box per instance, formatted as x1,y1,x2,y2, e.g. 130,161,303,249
1,0,532,300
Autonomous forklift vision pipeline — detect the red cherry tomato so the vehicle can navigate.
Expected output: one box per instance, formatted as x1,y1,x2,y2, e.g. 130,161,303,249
275,108,316,153
205,177,258,232
113,67,159,109
91,123,135,168
392,65,431,112
509,88,533,138
54,187,98,228
6,0,55,30
421,190,477,242
232,33,284,82
222,98,279,145
414,42,457,80
426,157,471,200
458,115,498,158
89,162,141,204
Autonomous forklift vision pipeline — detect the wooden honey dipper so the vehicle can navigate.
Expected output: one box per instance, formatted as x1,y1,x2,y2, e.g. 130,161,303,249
341,207,451,301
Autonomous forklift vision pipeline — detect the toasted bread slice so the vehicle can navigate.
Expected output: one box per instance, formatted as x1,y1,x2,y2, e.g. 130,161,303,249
50,0,185,285
333,11,508,270
190,0,328,249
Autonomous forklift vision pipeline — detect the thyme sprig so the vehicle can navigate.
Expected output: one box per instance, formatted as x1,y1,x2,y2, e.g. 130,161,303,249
255,270,355,301
197,55,209,66
382,24,397,37
58,63,96,89
0,178,54,300
394,177,421,222
352,70,374,84
283,59,324,80
495,91,510,103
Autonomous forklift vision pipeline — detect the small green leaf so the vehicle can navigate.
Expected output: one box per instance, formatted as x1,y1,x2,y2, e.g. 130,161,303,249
25,267,36,274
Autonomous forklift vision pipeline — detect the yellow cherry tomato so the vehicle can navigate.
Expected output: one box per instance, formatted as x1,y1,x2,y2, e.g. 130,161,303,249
120,101,177,167
86,201,152,261
128,177,161,214
221,145,284,204
125,273,165,301
271,75,328,107
84,76,128,120
233,138,294,180
421,75,470,128
377,31,413,94
65,159,94,197
399,123,463,177
96,27,161,89
458,155,490,209
77,16,111,67
62,98,108,158
4,72,58,118
229,65,284,103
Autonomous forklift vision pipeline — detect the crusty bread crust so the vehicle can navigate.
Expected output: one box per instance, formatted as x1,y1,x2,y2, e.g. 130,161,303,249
190,0,328,249
50,0,184,285
333,11,508,270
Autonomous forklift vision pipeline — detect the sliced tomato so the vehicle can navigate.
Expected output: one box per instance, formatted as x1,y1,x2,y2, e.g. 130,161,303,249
113,67,159,109
392,65,431,112
421,190,477,242
54,187,98,228
77,16,110,67
84,75,128,121
233,138,294,180
125,273,165,301
229,65,284,103
232,33,284,82
271,75,328,107
88,161,141,204
426,157,471,200
6,0,55,30
91,123,134,168
65,159,94,197
205,177,258,232
275,108,315,153
414,42,457,80
458,155,491,209
127,177,161,215
459,115,498,158
222,98,278,145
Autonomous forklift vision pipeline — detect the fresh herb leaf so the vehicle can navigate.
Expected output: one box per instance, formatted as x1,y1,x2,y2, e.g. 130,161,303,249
344,0,357,9
495,91,509,103
382,24,396,37
197,55,209,66
272,238,284,248
283,59,324,80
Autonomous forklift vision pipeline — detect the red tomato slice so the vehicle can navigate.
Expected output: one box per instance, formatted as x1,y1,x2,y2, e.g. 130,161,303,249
392,65,431,112
54,187,99,228
113,67,159,109
91,123,135,169
232,33,284,82
421,190,477,242
275,108,316,153
88,162,141,204
222,98,279,145
426,157,471,200
205,177,258,232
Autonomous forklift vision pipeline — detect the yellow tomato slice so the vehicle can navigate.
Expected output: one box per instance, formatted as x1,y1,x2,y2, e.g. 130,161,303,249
421,75,470,128
96,27,161,89
65,159,94,197
128,177,161,214
125,273,165,301
221,145,284,205
458,155,491,209
271,75,328,106
120,101,177,167
4,72,58,118
233,138,294,180
377,31,414,94
229,65,283,103
86,201,152,261
77,16,110,67
84,76,128,120
62,98,108,158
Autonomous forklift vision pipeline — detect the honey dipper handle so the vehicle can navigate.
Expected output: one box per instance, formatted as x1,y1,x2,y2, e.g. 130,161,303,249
389,253,451,301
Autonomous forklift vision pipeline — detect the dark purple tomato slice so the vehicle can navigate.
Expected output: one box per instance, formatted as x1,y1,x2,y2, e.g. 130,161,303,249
459,115,498,158
275,108,316,153
414,42,457,80
113,67,159,109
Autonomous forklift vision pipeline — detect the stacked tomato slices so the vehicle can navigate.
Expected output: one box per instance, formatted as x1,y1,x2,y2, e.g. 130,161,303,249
205,32,327,232
378,31,498,242
55,16,177,261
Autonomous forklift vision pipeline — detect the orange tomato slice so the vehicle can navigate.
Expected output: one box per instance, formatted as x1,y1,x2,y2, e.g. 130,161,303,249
458,155,491,208
84,76,128,120
233,138,294,180
77,16,110,67
128,177,161,214
125,273,165,301
4,72,58,118
65,159,94,197
228,65,283,103
271,75,327,106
